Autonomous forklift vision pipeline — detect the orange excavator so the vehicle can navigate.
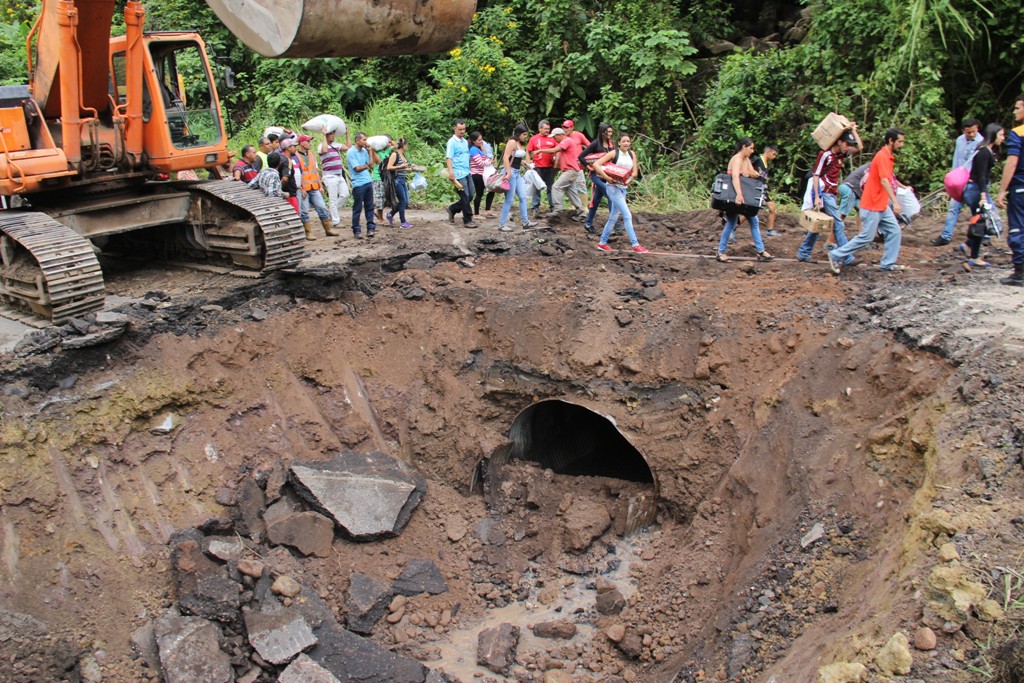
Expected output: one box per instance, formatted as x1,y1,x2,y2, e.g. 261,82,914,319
0,0,473,322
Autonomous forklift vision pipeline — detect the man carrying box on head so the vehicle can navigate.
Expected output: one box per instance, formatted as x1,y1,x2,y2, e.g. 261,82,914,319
796,125,862,263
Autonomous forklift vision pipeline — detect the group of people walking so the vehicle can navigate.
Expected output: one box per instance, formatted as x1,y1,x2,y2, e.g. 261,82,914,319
445,119,649,253
714,94,1024,288
232,128,420,240
228,95,1024,287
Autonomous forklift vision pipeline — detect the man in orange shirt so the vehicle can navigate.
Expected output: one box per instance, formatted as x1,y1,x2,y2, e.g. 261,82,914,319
828,128,906,274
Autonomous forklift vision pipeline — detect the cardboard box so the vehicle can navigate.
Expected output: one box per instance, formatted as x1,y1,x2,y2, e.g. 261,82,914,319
603,163,632,185
812,112,850,150
801,210,833,233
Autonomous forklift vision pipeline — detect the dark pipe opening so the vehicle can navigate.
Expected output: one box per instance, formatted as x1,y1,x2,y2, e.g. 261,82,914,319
506,400,654,484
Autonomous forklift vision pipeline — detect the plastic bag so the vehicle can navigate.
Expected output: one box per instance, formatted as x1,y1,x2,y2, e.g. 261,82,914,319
482,163,497,181
301,114,346,136
410,173,427,191
944,166,969,202
522,168,545,191
366,135,391,151
896,186,920,218
982,201,1003,238
263,125,285,139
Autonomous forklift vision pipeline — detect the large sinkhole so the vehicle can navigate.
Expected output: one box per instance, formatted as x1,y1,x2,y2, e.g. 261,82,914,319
503,399,655,484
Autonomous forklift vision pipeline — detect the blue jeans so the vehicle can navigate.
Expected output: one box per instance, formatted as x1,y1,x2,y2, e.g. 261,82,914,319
500,169,530,227
390,176,409,223
1008,186,1024,266
798,192,849,261
962,181,981,215
941,198,965,241
351,183,375,234
300,188,330,223
718,212,765,253
585,173,620,229
600,185,639,247
832,207,901,269
449,175,474,223
838,184,859,216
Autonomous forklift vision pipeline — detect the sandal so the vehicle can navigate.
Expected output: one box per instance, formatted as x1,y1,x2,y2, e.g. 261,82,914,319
756,251,774,261
716,252,730,263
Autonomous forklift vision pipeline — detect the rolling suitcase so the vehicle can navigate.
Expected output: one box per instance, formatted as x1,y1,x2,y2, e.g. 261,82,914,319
710,173,766,217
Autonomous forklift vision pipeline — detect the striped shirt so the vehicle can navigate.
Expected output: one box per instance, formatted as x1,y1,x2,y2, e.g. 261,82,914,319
320,143,345,175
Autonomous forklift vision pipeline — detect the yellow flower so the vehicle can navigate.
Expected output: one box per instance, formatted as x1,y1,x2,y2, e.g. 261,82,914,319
461,86,467,92
507,22,517,28
504,6,512,13
449,48,462,57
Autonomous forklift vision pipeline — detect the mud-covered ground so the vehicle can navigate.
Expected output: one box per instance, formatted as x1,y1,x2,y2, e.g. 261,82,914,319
1,203,1023,682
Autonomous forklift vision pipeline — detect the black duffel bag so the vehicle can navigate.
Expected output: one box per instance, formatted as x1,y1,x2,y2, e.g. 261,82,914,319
710,173,766,217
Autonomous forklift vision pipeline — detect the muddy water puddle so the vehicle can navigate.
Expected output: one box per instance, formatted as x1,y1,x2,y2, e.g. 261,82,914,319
433,532,650,680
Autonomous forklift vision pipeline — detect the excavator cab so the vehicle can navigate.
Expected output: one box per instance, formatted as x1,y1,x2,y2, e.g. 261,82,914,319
109,32,229,173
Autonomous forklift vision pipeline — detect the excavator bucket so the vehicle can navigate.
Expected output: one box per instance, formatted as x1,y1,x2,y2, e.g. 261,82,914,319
203,0,476,58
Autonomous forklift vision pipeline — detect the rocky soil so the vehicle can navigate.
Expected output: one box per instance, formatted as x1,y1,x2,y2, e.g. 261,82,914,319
1,205,1023,682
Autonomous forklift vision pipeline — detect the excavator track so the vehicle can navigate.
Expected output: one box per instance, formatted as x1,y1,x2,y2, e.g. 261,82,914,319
0,211,105,324
182,180,306,272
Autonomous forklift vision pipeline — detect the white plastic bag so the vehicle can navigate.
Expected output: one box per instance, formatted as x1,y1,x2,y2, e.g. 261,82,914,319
302,114,346,136
482,163,497,181
801,177,825,211
895,187,920,218
410,173,427,191
366,135,391,151
523,168,546,191
263,125,285,139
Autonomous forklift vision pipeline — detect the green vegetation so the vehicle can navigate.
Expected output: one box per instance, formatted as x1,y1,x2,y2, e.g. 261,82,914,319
967,564,1024,680
1,0,1022,204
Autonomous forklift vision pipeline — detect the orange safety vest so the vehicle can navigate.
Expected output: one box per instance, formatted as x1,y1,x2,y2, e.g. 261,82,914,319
297,151,322,192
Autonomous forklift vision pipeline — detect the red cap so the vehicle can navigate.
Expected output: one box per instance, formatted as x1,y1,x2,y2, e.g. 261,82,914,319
297,134,313,143
562,120,574,128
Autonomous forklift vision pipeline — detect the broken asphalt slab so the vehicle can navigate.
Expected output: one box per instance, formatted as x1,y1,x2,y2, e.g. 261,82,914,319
290,451,427,540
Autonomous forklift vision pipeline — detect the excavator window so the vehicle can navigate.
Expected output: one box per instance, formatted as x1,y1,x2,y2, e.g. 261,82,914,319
111,52,128,107
146,40,222,150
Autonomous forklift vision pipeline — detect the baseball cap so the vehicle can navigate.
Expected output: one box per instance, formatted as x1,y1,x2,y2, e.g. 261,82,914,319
562,119,574,128
279,138,296,150
838,131,857,145
551,127,565,136
297,134,313,143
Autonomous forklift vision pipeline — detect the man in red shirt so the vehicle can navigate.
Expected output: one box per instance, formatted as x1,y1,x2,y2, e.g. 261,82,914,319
533,127,584,216
563,119,590,198
828,128,906,274
527,119,557,215
797,127,861,261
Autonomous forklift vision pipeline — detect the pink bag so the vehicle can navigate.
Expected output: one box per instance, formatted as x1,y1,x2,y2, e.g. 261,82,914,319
944,166,969,202
484,171,510,193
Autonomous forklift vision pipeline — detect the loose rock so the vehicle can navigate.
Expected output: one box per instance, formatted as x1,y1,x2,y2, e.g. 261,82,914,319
244,610,317,665
154,615,233,683
477,623,520,675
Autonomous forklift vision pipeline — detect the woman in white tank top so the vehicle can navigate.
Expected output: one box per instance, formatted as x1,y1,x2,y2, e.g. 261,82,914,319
593,133,647,253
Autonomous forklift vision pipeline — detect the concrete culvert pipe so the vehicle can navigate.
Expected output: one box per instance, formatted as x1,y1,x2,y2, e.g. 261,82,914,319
204,0,477,58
